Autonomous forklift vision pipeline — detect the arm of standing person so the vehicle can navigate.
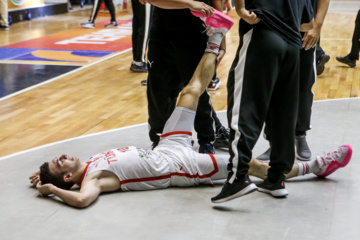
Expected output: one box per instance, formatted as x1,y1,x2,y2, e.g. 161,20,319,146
223,0,232,14
302,0,330,50
233,0,260,25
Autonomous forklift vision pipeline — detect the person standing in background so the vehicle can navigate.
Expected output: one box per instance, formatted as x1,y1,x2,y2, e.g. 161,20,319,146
81,0,119,28
0,0,9,30
336,9,360,68
130,0,152,72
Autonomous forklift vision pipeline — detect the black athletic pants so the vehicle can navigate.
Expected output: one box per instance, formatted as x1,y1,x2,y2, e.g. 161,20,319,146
227,23,299,182
89,0,116,23
349,9,360,60
147,39,217,145
264,36,315,138
315,43,325,60
131,0,152,62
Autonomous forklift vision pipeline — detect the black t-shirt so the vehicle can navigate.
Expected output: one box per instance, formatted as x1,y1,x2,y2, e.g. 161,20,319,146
246,0,314,49
149,0,210,42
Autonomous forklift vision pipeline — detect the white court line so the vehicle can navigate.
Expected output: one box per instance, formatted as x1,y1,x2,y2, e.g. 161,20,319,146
1,97,359,162
0,48,132,102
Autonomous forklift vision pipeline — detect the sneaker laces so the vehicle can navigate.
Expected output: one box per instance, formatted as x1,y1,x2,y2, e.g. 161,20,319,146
316,148,342,167
202,24,213,36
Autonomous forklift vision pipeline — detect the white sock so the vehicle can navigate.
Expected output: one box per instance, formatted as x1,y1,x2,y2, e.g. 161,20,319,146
297,160,321,176
205,32,223,55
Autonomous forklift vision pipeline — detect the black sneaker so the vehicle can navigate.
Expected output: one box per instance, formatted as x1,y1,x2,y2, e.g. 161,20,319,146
336,55,356,68
199,143,215,154
256,147,271,162
141,80,147,86
211,175,257,203
256,176,288,198
213,126,229,149
130,62,148,73
0,25,10,31
316,53,330,75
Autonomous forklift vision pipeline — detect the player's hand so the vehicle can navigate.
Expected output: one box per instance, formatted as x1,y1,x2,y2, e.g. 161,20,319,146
29,169,40,187
238,8,260,25
36,181,54,196
139,0,148,5
302,27,321,50
189,1,214,17
223,0,232,14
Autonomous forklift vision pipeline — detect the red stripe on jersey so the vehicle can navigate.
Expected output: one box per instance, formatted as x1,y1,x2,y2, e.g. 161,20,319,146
120,174,172,185
203,153,219,178
77,162,91,186
160,131,192,138
120,153,219,185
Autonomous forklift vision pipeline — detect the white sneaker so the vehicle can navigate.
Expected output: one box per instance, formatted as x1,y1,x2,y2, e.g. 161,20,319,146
208,77,221,91
315,145,352,178
81,21,95,29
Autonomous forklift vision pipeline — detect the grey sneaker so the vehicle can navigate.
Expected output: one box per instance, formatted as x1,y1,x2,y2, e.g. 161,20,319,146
295,135,311,161
256,147,271,162
213,126,229,149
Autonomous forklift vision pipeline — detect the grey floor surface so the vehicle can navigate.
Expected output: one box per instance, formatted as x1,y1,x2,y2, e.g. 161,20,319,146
0,98,359,240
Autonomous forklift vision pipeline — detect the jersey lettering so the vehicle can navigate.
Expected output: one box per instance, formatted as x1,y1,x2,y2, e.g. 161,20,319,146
101,150,118,164
117,147,130,152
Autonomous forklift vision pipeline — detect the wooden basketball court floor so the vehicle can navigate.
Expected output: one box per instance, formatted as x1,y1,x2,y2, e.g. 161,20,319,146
0,1,360,239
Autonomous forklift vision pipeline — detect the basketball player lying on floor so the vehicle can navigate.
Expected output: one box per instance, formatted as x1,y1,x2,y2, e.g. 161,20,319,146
29,10,352,208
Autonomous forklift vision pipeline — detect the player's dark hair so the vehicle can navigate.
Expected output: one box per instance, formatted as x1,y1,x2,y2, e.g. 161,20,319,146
39,162,75,190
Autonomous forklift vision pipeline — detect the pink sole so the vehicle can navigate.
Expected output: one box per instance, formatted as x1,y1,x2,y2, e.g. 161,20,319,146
317,145,353,178
191,9,234,29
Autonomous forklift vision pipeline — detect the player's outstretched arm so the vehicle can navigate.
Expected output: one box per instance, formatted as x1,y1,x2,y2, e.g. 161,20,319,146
36,179,102,208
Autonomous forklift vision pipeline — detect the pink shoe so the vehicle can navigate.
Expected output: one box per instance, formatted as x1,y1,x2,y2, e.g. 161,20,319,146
191,9,234,35
315,145,352,178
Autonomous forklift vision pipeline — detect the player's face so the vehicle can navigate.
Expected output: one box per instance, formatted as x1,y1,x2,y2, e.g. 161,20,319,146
49,154,80,175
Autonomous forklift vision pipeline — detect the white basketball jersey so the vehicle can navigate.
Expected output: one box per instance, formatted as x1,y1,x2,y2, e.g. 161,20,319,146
81,145,217,191
82,146,173,191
